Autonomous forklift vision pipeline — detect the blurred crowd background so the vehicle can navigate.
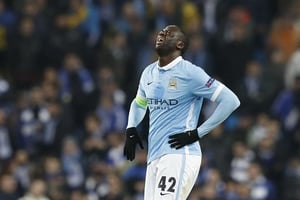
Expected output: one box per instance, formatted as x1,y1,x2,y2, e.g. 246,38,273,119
0,0,300,199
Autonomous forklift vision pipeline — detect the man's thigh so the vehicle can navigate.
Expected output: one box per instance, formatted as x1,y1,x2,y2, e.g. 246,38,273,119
144,154,201,200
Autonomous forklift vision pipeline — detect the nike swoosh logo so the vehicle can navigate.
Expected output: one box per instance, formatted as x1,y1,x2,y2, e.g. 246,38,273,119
147,81,153,85
160,192,170,196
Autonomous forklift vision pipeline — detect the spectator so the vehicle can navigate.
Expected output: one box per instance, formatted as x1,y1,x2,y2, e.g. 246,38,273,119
237,60,275,114
230,141,255,183
254,133,278,179
12,150,31,193
82,112,108,170
199,183,218,200
0,109,13,162
94,67,127,135
61,137,84,190
42,156,66,199
283,157,300,200
272,75,300,134
95,92,127,135
0,0,16,67
84,161,114,199
83,112,105,139
201,124,232,176
106,131,126,169
235,182,251,200
97,66,126,106
154,0,180,30
180,0,202,35
122,149,147,198
44,13,87,66
18,0,51,35
19,179,50,200
285,39,300,89
184,33,214,74
0,173,18,200
58,52,95,126
0,75,12,108
69,189,88,200
267,18,299,64
7,16,43,89
40,99,73,156
213,6,254,91
247,162,276,200
40,69,61,102
205,168,226,199
247,113,270,148
135,30,157,76
66,0,100,47
15,86,48,157
101,172,124,200
223,179,239,200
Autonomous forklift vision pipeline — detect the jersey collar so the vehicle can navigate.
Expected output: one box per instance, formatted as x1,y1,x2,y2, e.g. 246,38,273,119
156,56,183,71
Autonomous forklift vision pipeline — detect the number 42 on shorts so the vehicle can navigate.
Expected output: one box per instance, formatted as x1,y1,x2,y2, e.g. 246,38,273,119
158,176,176,195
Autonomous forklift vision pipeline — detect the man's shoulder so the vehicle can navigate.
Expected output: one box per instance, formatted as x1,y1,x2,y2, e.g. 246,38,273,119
181,58,200,68
139,61,157,81
141,61,158,75
178,59,204,74
145,61,158,70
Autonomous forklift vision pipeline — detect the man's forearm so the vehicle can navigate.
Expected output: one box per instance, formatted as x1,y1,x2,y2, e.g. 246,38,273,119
197,87,240,138
127,99,147,128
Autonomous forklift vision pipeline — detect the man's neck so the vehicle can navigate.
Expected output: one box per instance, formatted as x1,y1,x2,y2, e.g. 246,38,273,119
158,53,181,67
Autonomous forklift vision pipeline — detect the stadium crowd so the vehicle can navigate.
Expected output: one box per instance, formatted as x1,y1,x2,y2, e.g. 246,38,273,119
0,0,300,199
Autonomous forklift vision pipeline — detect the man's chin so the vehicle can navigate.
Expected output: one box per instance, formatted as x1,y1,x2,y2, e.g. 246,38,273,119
155,47,170,57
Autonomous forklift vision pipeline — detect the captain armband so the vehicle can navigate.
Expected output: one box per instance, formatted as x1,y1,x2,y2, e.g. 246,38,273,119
135,95,148,108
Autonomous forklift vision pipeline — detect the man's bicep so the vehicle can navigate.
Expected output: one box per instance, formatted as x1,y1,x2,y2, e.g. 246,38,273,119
136,69,147,100
189,67,219,99
190,67,223,100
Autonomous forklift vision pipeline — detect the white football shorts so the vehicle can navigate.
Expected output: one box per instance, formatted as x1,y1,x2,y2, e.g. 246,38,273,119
144,153,201,200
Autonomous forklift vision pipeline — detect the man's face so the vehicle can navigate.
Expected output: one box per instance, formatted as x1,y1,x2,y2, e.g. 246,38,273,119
155,25,182,56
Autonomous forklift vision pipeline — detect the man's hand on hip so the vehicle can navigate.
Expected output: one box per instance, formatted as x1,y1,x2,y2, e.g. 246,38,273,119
168,129,199,149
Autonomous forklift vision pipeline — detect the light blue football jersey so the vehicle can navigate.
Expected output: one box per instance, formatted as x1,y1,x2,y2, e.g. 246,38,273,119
136,56,224,163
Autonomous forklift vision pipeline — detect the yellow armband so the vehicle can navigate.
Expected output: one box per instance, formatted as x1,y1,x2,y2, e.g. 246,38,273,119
135,95,147,108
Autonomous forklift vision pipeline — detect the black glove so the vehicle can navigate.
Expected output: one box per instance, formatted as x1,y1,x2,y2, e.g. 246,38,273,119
168,129,199,149
123,127,144,161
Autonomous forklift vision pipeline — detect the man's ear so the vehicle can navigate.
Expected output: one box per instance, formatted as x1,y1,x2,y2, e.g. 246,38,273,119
176,40,184,51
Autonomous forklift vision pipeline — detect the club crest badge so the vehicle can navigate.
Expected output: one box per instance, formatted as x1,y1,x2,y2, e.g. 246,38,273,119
168,78,177,90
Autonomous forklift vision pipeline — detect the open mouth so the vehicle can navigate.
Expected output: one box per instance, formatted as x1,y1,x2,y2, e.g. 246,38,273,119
156,41,163,45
